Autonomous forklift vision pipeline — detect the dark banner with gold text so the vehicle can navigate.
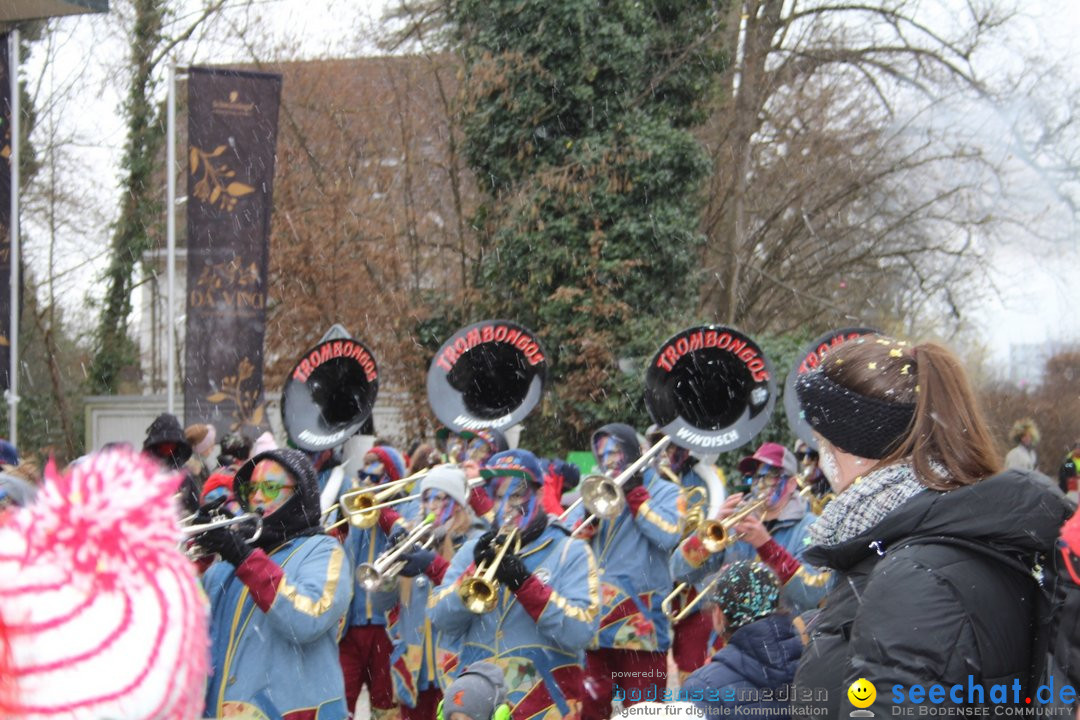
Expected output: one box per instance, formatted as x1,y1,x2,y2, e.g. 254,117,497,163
184,66,281,437
0,33,13,392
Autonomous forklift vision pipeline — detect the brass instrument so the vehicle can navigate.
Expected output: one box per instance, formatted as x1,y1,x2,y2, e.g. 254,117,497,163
796,470,834,515
562,325,777,532
282,327,379,452
182,512,264,560
321,466,434,529
565,437,674,530
663,574,723,624
679,486,709,540
325,483,419,531
458,527,521,614
782,327,876,516
660,494,767,621
355,513,437,591
427,320,548,436
694,495,767,554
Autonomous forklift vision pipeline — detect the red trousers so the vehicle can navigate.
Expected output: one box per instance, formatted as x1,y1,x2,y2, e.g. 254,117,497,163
339,624,394,716
580,648,667,720
672,608,713,674
402,687,442,720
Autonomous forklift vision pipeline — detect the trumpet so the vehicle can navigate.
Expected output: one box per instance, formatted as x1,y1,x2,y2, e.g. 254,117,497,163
458,526,521,614
659,494,767,621
694,495,768,554
355,513,437,591
182,512,264,560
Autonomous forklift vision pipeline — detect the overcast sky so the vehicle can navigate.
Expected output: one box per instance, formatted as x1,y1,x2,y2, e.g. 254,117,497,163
16,0,1080,375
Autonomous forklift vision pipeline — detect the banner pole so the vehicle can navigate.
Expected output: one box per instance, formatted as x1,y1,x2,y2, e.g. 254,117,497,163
166,61,176,416
9,29,19,448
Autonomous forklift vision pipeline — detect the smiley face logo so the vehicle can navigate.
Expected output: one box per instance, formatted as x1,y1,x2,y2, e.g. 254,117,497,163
848,678,876,708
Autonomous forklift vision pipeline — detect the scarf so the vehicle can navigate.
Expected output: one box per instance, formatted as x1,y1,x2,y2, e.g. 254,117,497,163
808,461,927,548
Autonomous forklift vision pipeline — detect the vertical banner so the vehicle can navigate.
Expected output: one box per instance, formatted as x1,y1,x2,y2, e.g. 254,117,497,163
0,33,12,392
184,67,281,437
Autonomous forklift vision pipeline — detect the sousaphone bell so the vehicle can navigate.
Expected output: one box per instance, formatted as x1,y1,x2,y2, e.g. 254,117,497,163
282,334,379,452
427,320,548,434
565,325,777,527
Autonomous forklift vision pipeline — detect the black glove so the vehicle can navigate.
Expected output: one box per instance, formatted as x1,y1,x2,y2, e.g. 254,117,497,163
191,496,230,526
473,530,497,567
621,470,645,494
398,546,437,578
388,526,409,547
494,551,531,592
198,525,253,567
551,459,581,493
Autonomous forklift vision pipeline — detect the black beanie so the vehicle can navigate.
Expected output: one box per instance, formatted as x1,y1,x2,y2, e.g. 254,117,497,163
794,369,915,459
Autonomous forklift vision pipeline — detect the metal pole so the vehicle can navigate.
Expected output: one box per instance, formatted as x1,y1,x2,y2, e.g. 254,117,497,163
166,61,175,415
9,29,19,447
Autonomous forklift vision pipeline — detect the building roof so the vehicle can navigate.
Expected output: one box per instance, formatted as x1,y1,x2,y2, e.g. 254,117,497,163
1,0,107,22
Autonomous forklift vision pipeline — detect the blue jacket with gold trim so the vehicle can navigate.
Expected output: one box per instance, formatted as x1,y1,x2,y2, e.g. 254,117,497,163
428,523,599,719
202,534,352,719
572,469,682,653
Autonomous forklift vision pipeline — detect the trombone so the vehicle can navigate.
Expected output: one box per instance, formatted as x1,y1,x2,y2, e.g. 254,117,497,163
458,526,521,614
663,573,724,624
355,513,437,592
660,494,767,622
322,465,480,531
324,483,419,531
561,436,673,533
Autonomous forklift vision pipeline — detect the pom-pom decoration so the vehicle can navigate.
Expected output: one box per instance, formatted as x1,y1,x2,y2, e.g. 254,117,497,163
0,448,208,719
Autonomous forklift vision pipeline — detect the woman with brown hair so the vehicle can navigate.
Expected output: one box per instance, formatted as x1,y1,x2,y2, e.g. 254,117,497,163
792,336,1071,716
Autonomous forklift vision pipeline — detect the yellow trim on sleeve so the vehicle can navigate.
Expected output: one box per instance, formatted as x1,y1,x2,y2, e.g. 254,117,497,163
637,499,679,534
792,566,832,588
277,544,345,617
546,546,600,623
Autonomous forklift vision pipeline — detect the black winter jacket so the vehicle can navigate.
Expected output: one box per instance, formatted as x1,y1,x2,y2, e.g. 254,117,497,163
792,469,1072,716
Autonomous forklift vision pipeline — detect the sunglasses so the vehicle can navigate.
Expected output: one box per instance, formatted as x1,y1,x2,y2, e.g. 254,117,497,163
248,460,294,502
248,479,294,502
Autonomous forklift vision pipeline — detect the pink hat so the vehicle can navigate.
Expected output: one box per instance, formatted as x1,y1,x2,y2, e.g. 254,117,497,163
0,448,208,718
738,442,798,477
251,431,278,457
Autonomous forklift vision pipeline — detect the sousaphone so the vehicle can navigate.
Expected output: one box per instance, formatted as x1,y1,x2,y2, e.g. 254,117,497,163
565,325,777,525
426,320,548,434
281,330,379,452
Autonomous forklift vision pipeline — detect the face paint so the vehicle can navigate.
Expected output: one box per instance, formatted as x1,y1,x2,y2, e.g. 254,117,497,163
358,460,386,486
447,438,467,463
494,475,535,529
467,438,491,463
595,435,626,475
247,460,296,516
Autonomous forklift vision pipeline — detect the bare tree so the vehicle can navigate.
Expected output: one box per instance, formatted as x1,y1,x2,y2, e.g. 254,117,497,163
697,0,1070,339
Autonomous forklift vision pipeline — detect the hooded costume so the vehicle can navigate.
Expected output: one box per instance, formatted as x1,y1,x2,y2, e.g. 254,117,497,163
202,448,352,719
